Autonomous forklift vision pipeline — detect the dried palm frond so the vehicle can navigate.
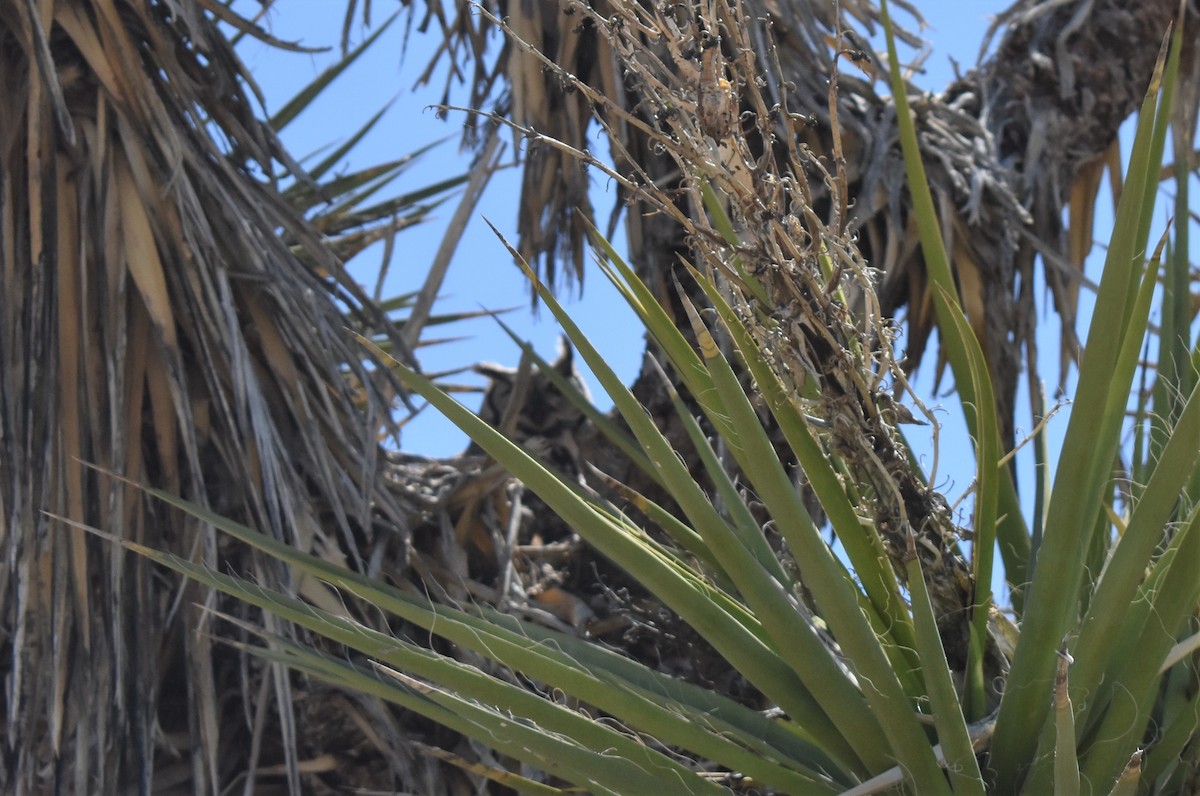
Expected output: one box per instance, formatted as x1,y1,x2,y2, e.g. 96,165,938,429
0,2,412,792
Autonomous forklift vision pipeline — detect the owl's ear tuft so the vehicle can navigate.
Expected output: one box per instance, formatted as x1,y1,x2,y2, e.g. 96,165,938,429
552,335,574,376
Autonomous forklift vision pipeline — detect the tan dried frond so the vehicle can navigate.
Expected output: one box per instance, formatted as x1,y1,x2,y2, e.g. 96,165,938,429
0,1,409,791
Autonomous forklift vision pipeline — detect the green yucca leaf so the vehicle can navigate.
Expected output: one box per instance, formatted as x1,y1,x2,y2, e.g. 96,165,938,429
388,330,871,775
237,644,579,795
587,236,713,405
80,528,714,794
1104,754,1143,796
1132,29,1179,276
670,288,958,791
683,264,917,656
591,467,717,574
655,348,924,710
1139,674,1200,786
906,547,986,794
357,556,838,787
645,355,792,585
988,30,1181,786
1130,350,1154,501
260,649,666,796
879,0,980,404
662,293,929,776
467,602,849,776
1078,503,1200,786
930,283,1001,721
879,0,1030,612
1153,38,1195,466
587,230,957,777
1066,264,1199,735
490,225,883,773
1024,499,1199,796
1028,382,1051,580
993,462,1031,612
698,182,770,306
81,509,843,793
1052,652,1080,796
671,290,820,583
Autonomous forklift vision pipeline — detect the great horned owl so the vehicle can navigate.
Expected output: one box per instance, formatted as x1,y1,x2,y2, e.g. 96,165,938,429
469,338,591,478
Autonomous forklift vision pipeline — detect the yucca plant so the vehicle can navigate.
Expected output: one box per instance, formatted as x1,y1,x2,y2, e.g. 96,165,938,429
74,2,1200,795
